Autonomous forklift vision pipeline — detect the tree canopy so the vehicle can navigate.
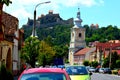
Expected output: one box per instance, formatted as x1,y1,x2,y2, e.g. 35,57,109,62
38,40,55,67
21,37,40,67
22,24,120,67
0,0,12,6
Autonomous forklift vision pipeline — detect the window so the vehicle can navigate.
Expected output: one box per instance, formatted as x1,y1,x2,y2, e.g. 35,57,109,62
20,73,67,80
79,33,81,37
66,66,88,75
72,33,74,37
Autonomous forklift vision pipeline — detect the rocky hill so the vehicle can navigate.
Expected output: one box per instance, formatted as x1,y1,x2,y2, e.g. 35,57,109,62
22,10,73,28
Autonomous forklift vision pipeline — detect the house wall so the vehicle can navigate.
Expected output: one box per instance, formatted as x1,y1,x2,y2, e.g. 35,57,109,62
85,47,96,61
74,55,85,65
0,40,13,70
1,11,19,75
13,30,19,75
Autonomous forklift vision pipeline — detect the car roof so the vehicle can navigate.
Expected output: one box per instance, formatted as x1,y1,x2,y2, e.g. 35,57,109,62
65,65,85,67
22,68,66,74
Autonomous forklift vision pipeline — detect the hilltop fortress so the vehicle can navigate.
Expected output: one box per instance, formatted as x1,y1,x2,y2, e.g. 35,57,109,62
23,10,73,28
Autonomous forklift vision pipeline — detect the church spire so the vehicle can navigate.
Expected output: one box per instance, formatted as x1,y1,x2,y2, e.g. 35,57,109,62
74,8,82,28
77,8,80,19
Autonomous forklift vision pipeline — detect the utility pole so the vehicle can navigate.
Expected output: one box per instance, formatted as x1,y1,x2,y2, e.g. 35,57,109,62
109,43,112,68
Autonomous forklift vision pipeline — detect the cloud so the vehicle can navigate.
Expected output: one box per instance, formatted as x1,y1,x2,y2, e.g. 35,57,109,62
52,0,104,7
11,8,32,19
8,8,32,27
3,0,104,27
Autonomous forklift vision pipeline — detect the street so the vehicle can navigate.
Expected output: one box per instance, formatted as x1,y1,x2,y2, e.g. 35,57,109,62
91,73,120,80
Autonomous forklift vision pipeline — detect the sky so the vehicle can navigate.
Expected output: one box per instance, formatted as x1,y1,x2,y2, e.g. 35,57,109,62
3,0,120,28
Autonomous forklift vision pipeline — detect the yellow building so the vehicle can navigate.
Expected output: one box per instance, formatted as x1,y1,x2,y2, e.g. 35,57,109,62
0,11,19,72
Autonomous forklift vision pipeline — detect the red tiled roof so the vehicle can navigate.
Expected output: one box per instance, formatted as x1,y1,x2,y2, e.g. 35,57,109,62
74,48,92,56
2,11,18,35
96,42,120,49
1,11,18,42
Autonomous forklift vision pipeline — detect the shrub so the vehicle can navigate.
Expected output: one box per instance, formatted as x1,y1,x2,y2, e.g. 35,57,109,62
0,64,14,80
112,69,118,75
90,61,98,68
116,60,120,68
83,60,89,66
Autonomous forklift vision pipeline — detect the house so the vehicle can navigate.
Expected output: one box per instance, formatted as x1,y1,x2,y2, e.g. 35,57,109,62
95,42,120,66
74,47,96,65
0,11,21,75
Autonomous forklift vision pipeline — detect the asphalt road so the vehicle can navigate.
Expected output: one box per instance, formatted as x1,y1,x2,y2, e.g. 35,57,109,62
91,73,120,80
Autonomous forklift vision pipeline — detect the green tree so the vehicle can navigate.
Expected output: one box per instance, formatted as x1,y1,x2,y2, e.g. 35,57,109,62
110,52,119,69
0,0,12,6
44,35,53,46
21,37,40,68
62,45,69,62
116,60,120,68
53,46,62,58
102,57,109,68
90,61,98,68
103,51,119,69
38,40,55,67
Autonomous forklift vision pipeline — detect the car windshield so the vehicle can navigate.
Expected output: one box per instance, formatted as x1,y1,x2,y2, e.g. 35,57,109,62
20,72,67,80
66,66,88,75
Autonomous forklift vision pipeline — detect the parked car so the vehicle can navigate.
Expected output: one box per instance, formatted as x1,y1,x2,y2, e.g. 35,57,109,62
104,68,112,74
99,68,112,74
95,68,100,72
65,65,92,80
99,68,105,73
18,68,71,80
88,67,96,72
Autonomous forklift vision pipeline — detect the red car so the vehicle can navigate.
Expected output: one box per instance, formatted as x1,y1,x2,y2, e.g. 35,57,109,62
18,68,71,80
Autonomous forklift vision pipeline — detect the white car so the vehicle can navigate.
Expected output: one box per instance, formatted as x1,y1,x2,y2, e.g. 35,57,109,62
88,67,96,72
99,68,104,73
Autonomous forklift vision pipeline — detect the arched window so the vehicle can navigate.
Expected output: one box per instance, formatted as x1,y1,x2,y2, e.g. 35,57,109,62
79,33,81,37
72,33,74,37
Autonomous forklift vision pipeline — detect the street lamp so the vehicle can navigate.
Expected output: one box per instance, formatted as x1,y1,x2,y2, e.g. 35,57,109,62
31,1,51,37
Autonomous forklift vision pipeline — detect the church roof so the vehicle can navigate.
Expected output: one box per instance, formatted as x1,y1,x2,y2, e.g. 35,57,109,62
74,48,92,56
74,8,82,28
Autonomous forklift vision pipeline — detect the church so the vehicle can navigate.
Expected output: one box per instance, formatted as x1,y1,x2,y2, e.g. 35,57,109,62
68,8,96,65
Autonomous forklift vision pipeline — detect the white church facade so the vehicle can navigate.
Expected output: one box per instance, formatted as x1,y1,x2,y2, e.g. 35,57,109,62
69,8,86,65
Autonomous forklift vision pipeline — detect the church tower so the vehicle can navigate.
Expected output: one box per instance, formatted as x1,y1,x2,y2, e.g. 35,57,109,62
69,8,86,65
